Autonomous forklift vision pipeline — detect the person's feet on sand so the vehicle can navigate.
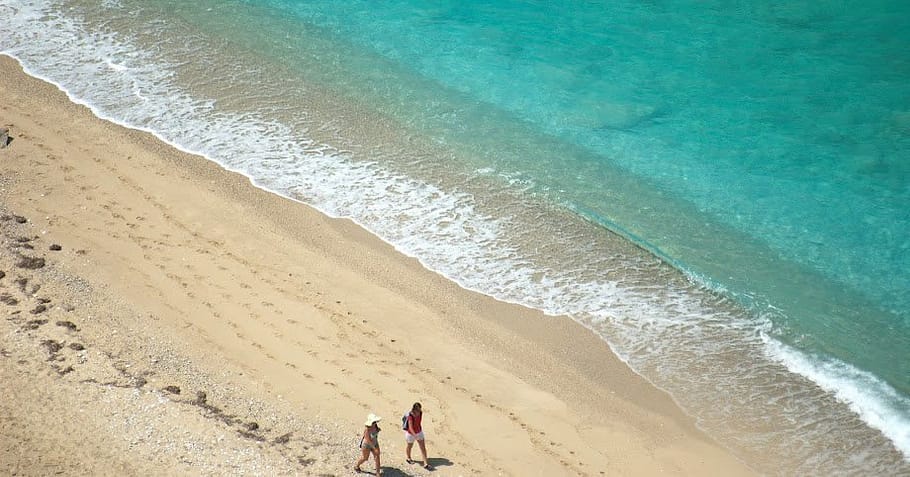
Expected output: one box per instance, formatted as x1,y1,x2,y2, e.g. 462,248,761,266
353,466,382,475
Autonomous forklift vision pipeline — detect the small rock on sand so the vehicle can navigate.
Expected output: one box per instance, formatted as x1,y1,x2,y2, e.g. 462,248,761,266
49,244,62,251
41,339,63,354
27,319,48,329
16,256,45,270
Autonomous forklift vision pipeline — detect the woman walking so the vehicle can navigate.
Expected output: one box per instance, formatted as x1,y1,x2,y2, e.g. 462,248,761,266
355,413,382,475
404,402,431,469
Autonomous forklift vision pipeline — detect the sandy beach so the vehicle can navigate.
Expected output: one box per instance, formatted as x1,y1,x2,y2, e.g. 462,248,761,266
0,54,754,476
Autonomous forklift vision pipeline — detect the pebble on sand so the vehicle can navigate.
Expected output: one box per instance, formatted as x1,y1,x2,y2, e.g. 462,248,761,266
16,256,45,270
56,320,78,331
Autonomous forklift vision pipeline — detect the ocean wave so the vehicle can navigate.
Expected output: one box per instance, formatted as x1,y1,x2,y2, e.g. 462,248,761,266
765,338,910,463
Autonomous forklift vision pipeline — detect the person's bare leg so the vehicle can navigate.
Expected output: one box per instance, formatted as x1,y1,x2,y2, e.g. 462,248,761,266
355,448,370,471
406,441,414,462
418,439,429,466
372,449,382,475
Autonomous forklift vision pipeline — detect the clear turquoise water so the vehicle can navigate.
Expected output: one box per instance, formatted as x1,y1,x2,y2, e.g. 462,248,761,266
257,0,910,381
3,0,909,473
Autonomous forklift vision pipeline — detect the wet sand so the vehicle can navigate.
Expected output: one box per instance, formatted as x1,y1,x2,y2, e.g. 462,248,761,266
0,54,753,476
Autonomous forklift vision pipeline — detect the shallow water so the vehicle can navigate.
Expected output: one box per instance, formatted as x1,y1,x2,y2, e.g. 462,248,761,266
3,0,909,473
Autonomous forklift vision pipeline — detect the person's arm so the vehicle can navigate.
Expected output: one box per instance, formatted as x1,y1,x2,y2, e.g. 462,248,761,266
363,427,374,445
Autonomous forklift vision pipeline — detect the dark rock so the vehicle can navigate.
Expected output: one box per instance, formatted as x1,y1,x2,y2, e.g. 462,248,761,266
14,215,26,224
14,277,27,292
273,433,292,445
0,271,5,280
15,237,31,243
163,385,181,395
244,421,259,431
56,365,74,375
56,320,77,331
0,294,17,306
195,391,207,404
238,430,266,442
26,319,47,329
0,127,8,148
41,339,63,354
68,342,85,351
30,304,47,315
16,256,45,270
49,244,62,251
38,297,51,304
133,377,147,388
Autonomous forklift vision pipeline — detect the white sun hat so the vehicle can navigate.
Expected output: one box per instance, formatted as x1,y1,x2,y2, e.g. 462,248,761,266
364,413,382,426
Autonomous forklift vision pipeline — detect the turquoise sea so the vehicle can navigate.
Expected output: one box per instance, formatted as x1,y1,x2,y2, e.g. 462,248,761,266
2,0,908,473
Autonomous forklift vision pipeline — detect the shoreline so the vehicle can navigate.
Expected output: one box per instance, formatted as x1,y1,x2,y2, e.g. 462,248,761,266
0,54,754,475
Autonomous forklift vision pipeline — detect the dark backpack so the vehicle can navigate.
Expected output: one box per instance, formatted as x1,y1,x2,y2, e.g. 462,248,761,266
401,413,409,430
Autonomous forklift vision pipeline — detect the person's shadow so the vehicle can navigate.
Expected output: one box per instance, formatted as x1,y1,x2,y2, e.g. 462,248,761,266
427,457,453,469
378,457,454,475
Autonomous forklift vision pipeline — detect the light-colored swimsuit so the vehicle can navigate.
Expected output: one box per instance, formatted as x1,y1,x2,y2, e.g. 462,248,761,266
361,430,379,450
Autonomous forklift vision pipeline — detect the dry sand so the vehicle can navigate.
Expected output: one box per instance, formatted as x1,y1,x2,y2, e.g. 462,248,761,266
0,54,755,476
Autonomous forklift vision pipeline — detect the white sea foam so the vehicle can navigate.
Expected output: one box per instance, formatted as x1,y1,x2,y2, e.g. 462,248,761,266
764,337,910,460
2,0,907,472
